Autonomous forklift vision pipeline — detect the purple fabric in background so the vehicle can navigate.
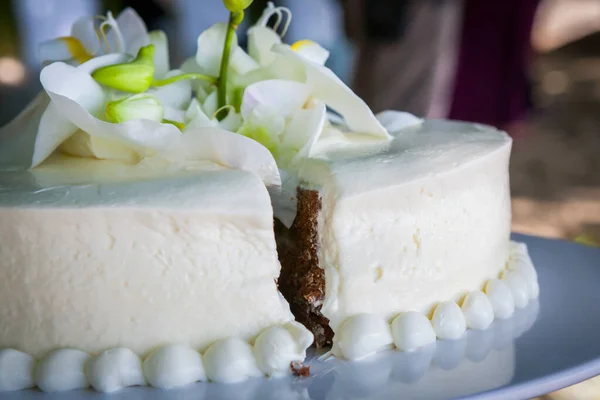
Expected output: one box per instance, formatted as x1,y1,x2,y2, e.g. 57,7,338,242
448,0,540,131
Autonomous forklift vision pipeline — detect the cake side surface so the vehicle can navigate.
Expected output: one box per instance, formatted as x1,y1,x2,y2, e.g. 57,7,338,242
0,163,313,362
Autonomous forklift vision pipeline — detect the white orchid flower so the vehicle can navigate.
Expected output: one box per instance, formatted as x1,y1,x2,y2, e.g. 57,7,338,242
0,28,207,169
39,8,149,66
237,79,328,168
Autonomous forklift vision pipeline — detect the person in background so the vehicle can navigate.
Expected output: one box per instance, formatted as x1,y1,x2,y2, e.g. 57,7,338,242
447,0,540,139
340,0,541,139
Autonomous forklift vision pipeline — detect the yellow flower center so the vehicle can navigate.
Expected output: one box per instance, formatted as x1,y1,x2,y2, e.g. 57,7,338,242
60,37,93,64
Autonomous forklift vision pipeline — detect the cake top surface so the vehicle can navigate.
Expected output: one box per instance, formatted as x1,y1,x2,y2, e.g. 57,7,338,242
296,119,512,197
0,154,271,212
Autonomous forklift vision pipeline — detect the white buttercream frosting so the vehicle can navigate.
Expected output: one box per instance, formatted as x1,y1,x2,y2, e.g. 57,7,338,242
391,312,436,352
502,271,530,309
87,348,145,392
0,349,35,391
203,338,263,383
253,323,314,377
0,241,538,388
332,314,393,361
509,242,539,299
485,279,516,319
431,302,467,340
0,162,300,358
143,345,206,389
328,241,539,361
461,291,494,330
35,349,90,392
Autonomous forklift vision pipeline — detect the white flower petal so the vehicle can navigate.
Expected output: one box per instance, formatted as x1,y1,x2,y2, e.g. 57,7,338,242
149,30,169,79
0,92,50,169
164,107,186,124
185,99,209,123
284,101,327,162
60,130,140,164
196,23,238,77
180,57,212,95
163,127,281,186
231,48,260,75
247,26,281,67
184,99,217,131
114,7,149,56
41,62,181,155
34,61,112,167
273,44,390,139
148,69,192,110
291,40,330,66
219,110,242,132
71,17,101,55
38,37,91,65
376,110,423,133
103,11,126,54
77,53,131,75
32,102,79,167
241,79,310,119
203,91,218,118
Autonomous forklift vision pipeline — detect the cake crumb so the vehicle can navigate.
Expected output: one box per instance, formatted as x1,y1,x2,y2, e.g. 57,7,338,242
290,361,310,377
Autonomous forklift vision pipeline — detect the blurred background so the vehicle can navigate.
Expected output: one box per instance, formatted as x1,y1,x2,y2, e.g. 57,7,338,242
0,0,598,395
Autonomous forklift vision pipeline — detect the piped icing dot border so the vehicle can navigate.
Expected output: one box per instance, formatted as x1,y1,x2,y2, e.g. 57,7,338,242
331,241,539,360
0,321,312,393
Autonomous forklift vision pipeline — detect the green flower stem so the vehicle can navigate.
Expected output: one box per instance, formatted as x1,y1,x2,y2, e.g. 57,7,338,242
217,11,242,120
162,119,185,130
151,73,218,87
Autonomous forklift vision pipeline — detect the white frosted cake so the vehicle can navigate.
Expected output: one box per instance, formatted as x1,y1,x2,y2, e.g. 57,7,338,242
0,2,539,394
0,156,313,392
276,119,540,357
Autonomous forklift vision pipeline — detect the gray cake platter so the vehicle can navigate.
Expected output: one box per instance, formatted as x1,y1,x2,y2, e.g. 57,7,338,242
4,233,600,400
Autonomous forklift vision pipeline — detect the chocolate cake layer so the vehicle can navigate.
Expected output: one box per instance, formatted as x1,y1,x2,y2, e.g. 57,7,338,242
275,188,333,347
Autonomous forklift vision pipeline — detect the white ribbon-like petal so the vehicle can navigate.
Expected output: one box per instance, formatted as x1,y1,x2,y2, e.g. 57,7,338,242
375,110,423,133
34,57,124,167
149,30,170,79
247,26,281,67
149,69,192,110
163,128,281,186
273,44,390,139
241,79,310,119
32,103,79,167
196,23,237,77
113,7,149,56
40,62,182,157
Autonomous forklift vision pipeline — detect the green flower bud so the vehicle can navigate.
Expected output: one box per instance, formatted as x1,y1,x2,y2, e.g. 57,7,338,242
223,0,253,12
92,45,155,93
105,93,164,123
